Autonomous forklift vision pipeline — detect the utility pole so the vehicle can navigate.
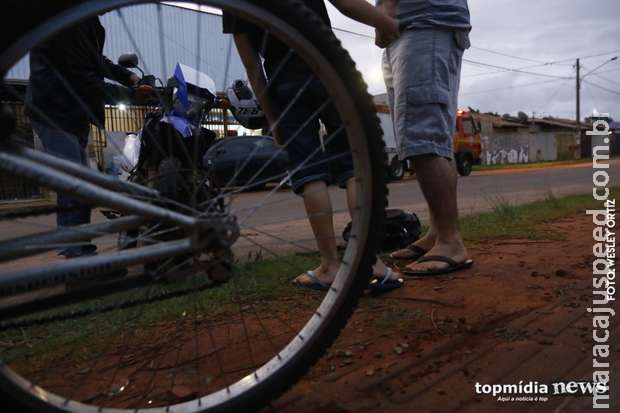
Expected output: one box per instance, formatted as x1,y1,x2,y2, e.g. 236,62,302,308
575,58,580,130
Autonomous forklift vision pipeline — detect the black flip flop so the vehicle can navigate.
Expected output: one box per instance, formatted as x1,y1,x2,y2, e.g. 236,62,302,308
403,255,473,276
389,244,428,260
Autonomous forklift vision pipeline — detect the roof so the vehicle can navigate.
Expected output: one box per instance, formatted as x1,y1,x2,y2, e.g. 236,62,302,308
532,118,591,131
491,118,526,128
472,113,527,129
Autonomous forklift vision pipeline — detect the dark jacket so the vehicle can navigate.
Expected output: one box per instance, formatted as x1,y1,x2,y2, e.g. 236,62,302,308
222,1,331,79
26,17,135,137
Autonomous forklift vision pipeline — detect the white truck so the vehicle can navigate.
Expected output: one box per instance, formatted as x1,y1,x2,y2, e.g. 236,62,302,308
378,109,406,180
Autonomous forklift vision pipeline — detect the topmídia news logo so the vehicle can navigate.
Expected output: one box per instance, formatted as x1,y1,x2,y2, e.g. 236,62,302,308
475,380,609,403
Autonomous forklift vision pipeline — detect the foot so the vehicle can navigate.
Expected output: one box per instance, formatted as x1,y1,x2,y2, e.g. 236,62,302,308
404,237,468,273
373,259,403,280
294,259,402,287
390,231,436,260
294,264,338,287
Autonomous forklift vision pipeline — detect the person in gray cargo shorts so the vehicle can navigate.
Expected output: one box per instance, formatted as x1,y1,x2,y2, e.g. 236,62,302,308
376,0,474,275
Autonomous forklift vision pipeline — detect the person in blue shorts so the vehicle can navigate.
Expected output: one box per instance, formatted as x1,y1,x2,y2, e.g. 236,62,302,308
377,0,474,275
224,0,404,291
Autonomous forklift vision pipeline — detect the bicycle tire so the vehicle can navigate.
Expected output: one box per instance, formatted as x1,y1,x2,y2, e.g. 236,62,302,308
0,1,388,412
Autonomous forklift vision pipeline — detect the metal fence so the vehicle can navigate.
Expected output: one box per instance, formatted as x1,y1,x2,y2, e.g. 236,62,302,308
91,104,236,168
1,101,240,203
0,101,43,202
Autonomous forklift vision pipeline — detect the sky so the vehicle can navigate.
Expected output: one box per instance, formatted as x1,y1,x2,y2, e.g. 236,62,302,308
10,1,614,122
325,0,620,121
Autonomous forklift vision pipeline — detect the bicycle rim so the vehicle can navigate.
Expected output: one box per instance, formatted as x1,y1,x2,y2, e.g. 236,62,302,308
0,1,387,411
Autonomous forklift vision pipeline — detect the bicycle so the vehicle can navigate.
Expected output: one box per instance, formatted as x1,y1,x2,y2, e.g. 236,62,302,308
0,1,387,412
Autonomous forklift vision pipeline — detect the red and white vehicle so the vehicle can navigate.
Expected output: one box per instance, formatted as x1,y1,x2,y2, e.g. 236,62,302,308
377,105,481,178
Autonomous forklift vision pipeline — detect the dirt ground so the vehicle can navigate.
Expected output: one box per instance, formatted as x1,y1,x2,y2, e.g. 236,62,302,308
264,214,618,413
4,214,618,412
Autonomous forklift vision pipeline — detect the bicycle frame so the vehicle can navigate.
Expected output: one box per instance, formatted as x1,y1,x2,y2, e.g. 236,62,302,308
0,140,214,296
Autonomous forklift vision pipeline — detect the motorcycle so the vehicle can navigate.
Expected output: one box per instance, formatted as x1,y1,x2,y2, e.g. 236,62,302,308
112,54,266,280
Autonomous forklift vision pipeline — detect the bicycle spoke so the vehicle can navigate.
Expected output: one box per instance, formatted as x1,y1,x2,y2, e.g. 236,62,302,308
0,2,383,411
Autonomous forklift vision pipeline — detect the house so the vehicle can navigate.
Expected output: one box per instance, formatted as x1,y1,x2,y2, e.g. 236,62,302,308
605,121,620,156
474,113,530,165
528,117,589,161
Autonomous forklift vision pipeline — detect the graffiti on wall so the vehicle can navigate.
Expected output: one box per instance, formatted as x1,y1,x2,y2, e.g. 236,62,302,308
481,136,529,165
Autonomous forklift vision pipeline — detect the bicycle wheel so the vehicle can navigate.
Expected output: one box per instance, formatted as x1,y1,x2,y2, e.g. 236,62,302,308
0,1,387,412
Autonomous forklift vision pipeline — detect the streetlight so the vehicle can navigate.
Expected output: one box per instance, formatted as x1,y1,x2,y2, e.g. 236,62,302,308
582,56,618,79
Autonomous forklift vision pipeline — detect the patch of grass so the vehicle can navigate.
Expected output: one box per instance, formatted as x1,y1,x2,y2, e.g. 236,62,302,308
460,187,619,241
3,189,617,365
473,158,591,172
1,253,321,365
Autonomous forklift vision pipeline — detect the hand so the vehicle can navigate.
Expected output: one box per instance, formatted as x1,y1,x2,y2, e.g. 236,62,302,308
129,73,140,86
135,84,156,104
375,28,390,49
376,17,400,48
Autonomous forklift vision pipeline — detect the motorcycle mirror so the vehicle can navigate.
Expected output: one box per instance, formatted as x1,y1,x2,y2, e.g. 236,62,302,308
118,53,139,68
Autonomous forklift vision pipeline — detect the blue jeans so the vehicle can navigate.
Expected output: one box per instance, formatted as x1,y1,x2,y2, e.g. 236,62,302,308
32,121,96,258
271,78,354,195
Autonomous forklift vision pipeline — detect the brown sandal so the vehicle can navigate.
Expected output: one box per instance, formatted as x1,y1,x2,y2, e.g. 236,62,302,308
403,256,474,276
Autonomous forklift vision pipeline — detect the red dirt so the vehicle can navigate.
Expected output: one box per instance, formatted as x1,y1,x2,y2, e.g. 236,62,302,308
6,214,618,412
264,214,618,413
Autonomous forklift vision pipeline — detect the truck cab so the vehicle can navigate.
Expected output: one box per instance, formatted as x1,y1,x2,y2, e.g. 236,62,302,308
453,110,482,176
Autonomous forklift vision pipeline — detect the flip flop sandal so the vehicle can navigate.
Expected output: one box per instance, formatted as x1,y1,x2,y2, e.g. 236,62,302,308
368,267,404,294
389,244,428,260
292,270,331,291
403,255,474,276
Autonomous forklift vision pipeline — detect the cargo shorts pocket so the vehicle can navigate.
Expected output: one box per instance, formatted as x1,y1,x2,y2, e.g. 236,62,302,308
402,83,454,147
406,85,451,106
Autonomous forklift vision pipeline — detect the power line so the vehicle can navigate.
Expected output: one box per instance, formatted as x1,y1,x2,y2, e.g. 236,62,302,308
461,78,563,96
591,72,620,87
470,45,547,64
582,56,619,79
331,25,619,86
332,25,620,70
463,58,572,79
596,66,620,75
551,49,620,64
583,80,620,96
463,49,620,79
538,78,573,112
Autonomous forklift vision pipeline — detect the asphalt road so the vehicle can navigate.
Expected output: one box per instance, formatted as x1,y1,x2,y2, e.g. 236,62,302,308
236,158,620,229
1,160,618,254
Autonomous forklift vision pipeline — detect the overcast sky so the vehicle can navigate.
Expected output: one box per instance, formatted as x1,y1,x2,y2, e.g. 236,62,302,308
326,0,620,121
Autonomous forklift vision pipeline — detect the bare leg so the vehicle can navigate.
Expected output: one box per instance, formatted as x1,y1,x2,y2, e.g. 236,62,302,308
294,179,401,286
345,179,400,278
390,206,437,259
405,155,468,271
294,181,340,285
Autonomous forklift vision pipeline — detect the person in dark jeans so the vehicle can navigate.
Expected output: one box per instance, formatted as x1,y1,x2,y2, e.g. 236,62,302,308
224,0,403,290
27,16,140,258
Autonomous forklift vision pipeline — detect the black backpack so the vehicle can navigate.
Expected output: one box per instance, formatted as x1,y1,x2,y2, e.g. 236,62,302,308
342,209,422,253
